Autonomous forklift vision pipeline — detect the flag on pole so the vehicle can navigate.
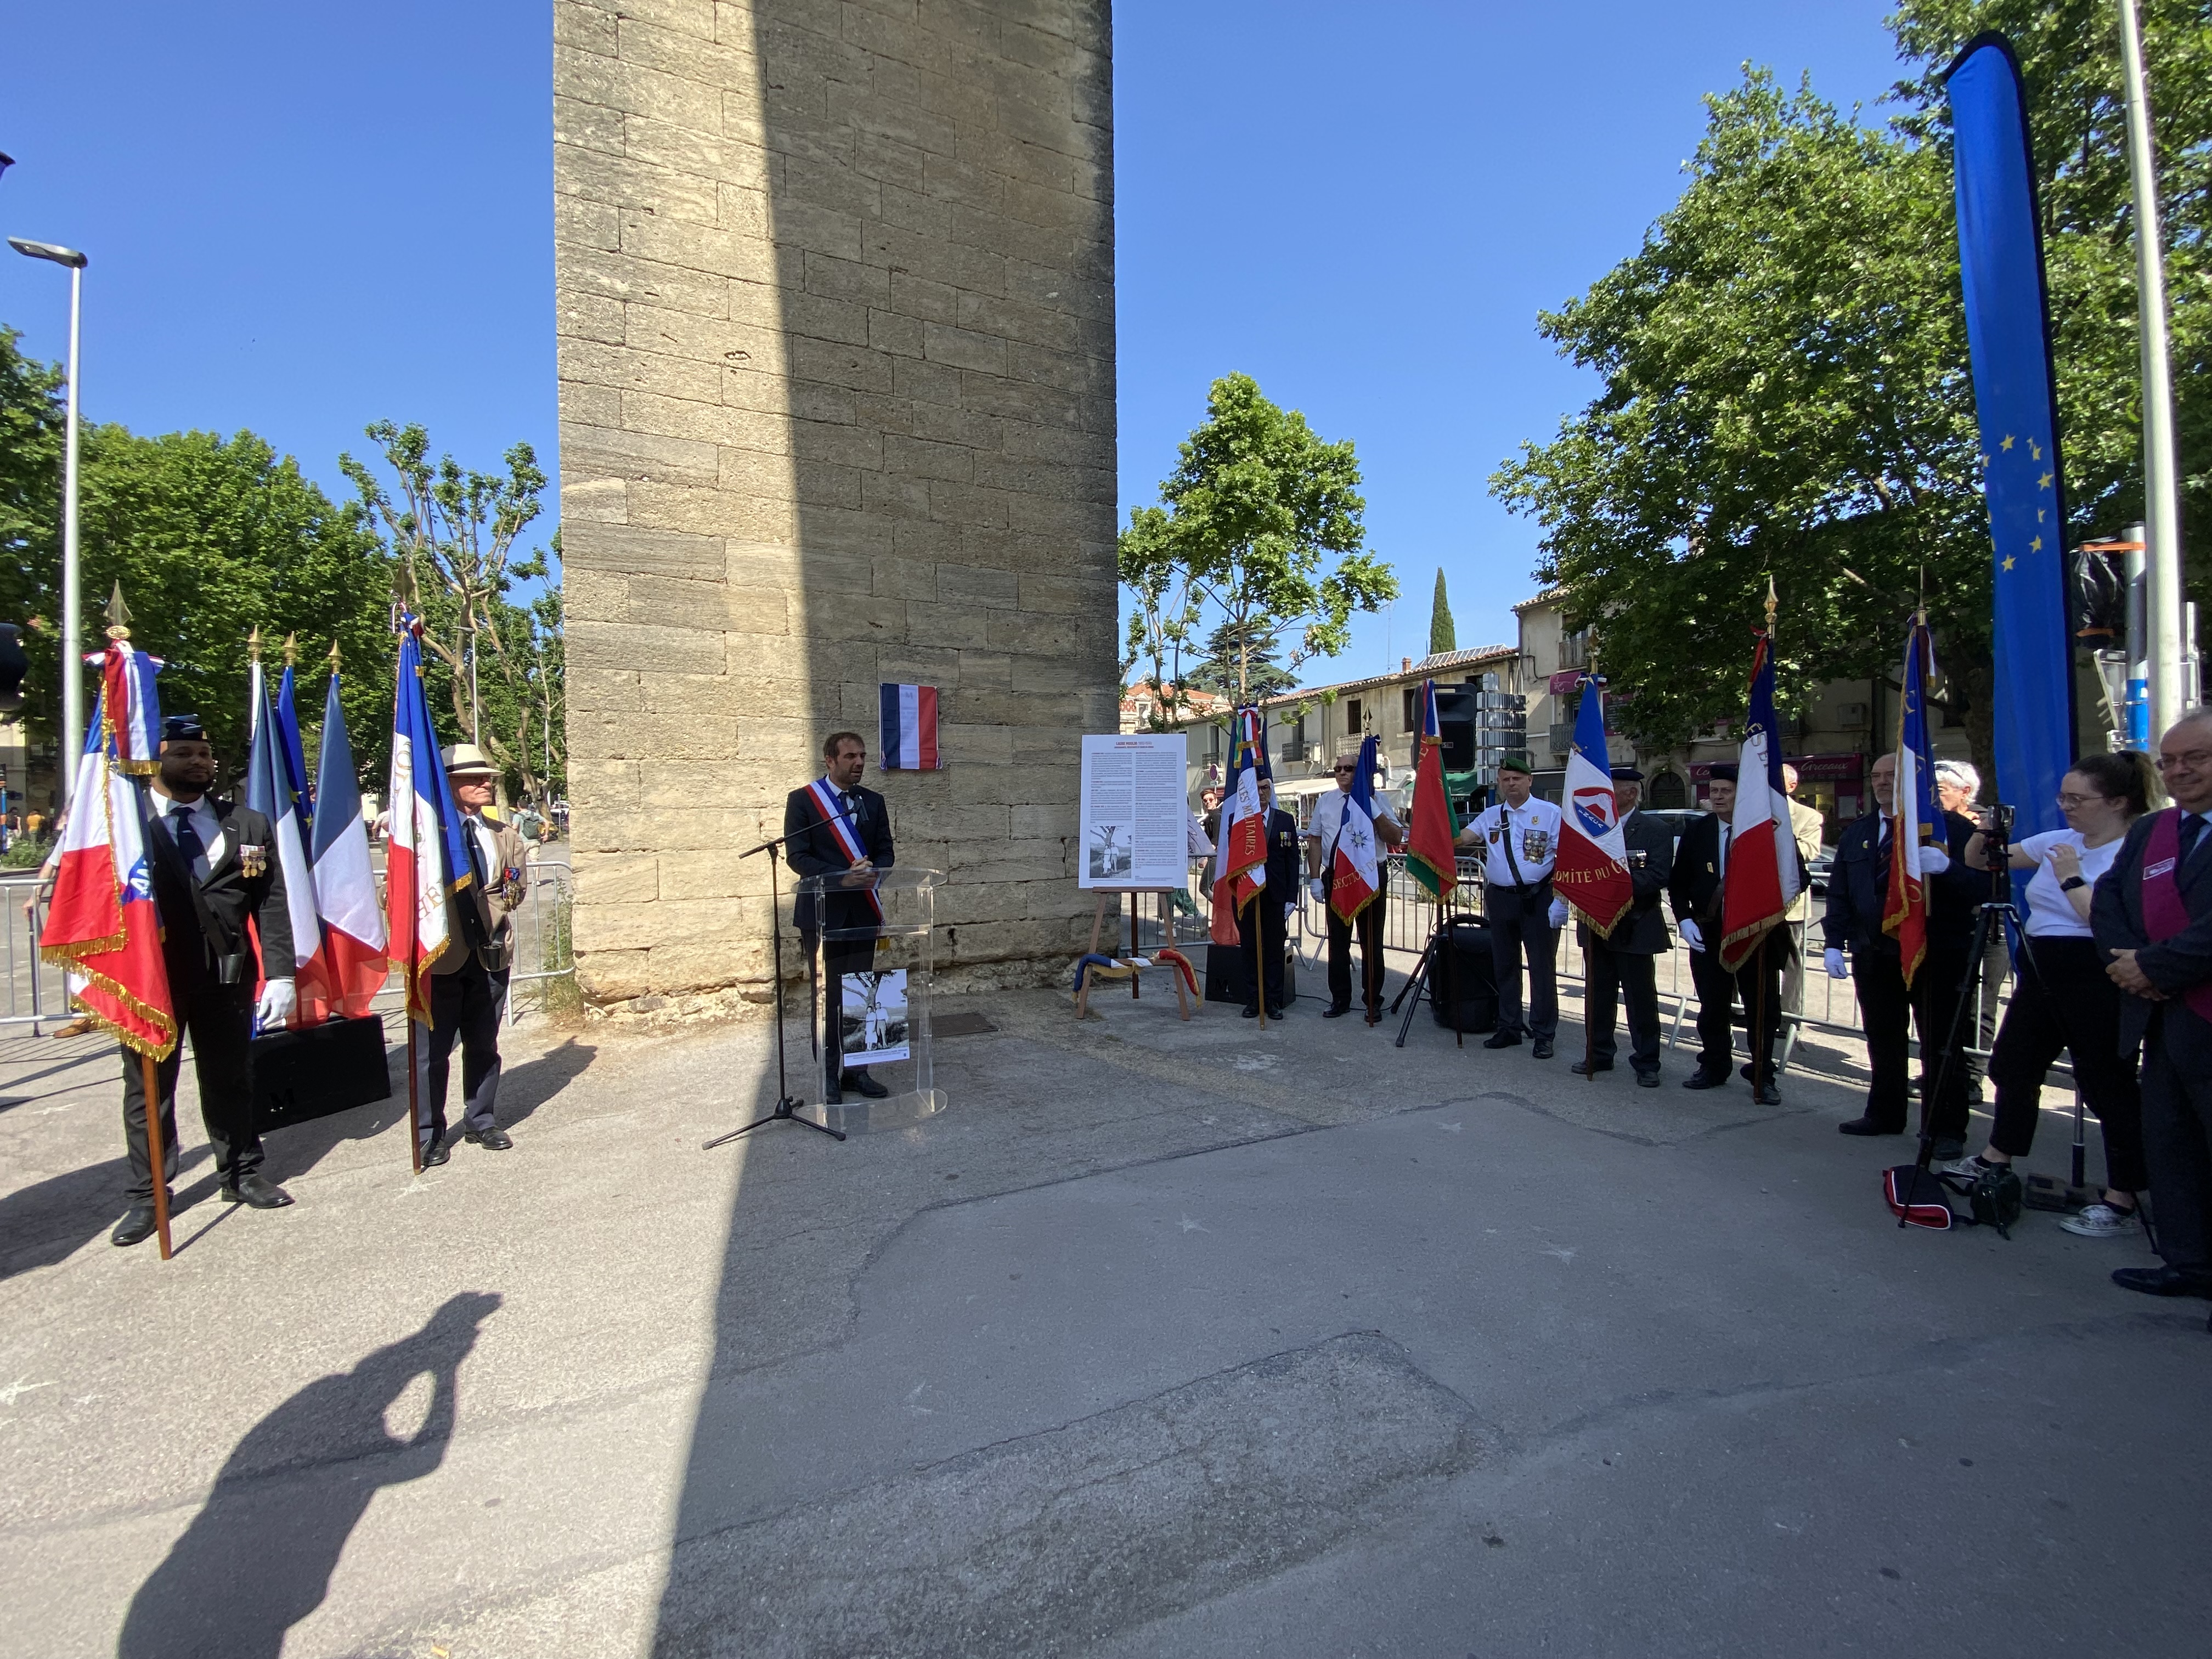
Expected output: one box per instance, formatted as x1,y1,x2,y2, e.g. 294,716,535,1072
387,618,470,1022
85,639,163,776
1328,732,1384,923
297,669,390,1022
274,660,315,837
1404,680,1458,902
1946,36,2074,847
1209,707,1270,943
1883,618,1942,985
877,683,941,770
1554,675,1633,934
1718,632,1804,970
40,690,176,1059
246,661,320,1020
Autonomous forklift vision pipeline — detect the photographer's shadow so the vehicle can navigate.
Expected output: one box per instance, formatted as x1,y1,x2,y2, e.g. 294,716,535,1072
115,1290,501,1659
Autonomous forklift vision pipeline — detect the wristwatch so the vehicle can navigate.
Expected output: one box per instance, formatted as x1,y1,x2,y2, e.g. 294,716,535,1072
2059,875,2087,891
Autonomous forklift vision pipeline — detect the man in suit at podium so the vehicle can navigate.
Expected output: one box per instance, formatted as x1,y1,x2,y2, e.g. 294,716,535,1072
115,715,298,1246
786,731,895,1103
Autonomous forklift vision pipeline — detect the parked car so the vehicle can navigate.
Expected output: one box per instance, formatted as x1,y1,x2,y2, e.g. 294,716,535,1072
1806,847,1835,898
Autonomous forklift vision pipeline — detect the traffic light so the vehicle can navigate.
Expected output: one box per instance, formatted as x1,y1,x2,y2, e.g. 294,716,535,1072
0,623,26,713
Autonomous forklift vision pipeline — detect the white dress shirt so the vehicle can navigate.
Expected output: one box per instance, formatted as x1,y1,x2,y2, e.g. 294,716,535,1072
1465,797,1563,888
149,787,226,881
1306,787,1401,860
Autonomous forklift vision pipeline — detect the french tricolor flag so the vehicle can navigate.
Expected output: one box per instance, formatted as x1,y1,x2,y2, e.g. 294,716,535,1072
878,682,940,770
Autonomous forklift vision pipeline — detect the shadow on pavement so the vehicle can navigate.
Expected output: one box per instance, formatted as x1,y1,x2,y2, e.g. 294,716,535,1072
114,1290,502,1659
0,1146,216,1282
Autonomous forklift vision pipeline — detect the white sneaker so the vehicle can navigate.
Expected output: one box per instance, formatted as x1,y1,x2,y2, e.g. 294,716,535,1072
1938,1153,2001,1180
2059,1203,2140,1239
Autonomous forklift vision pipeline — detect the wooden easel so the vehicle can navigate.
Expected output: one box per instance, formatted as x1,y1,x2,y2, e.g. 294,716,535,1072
1077,887,1195,1020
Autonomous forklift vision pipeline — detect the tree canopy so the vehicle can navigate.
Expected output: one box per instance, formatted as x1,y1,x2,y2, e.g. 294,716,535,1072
1493,4,2212,772
1428,568,1457,656
1120,372,1395,711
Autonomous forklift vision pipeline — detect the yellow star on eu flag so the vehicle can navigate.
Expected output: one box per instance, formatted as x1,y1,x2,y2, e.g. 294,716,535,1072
2039,471,2053,489
2003,555,2017,571
2030,535,2044,552
2029,438,2042,460
2000,434,2015,450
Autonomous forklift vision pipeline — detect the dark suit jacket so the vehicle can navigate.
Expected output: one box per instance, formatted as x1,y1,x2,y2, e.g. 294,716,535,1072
1262,808,1302,911
1668,812,1728,929
785,781,895,936
1822,808,1978,957
1578,810,1674,955
2091,808,2212,1062
139,788,296,988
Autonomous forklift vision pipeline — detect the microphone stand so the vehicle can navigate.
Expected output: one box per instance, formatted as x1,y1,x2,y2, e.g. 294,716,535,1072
704,828,846,1147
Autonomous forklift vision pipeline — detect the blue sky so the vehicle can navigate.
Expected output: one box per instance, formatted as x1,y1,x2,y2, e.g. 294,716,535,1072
3,2,1903,678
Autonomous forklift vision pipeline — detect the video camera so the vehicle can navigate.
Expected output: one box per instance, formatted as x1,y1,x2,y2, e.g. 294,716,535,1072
1983,802,2015,864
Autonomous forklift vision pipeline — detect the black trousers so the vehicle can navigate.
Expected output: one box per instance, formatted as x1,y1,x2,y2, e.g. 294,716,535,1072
1585,939,1661,1073
1687,932,1785,1086
120,975,257,1202
1237,899,1289,1013
1849,942,1973,1141
1984,936,2146,1193
2142,1013,2212,1272
1487,887,1558,1040
819,936,874,1089
1324,873,1387,1013
415,957,509,1148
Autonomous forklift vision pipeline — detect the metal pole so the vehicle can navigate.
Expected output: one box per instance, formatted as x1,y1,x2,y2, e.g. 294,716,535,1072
59,264,84,806
2118,0,2191,731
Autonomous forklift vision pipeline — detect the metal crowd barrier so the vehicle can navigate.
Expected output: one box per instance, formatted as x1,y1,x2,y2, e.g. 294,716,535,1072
504,853,577,1025
1,876,69,1034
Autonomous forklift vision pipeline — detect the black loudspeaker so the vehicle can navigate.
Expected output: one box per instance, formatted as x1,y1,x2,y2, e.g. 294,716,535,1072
250,1015,394,1132
1429,918,1499,1032
1200,939,1298,1006
1433,683,1477,771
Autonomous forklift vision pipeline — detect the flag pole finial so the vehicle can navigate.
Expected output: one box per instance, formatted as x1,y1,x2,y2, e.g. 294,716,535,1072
248,625,262,662
282,631,297,667
104,582,132,642
328,638,342,672
1764,575,1778,639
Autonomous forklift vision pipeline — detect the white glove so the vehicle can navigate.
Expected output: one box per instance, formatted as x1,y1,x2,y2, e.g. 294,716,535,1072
1918,844,1950,874
256,977,297,1028
1824,947,1849,980
1547,898,1570,929
1678,918,1705,952
1310,878,1327,905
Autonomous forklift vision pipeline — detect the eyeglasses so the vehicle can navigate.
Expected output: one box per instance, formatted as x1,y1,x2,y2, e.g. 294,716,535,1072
1333,765,1357,774
2155,750,2212,771
2055,792,2111,809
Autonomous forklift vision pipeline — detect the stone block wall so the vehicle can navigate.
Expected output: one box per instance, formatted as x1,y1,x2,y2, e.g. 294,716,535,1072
552,0,1116,1005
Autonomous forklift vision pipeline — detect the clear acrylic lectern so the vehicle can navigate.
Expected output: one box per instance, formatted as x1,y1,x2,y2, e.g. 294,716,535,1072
793,866,945,1133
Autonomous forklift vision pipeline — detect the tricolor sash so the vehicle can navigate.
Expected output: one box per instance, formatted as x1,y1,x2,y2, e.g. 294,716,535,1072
2138,808,2212,1023
806,778,884,922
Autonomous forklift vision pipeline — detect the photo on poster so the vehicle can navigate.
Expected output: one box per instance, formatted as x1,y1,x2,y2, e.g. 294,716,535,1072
1087,823,1132,879
840,969,910,1065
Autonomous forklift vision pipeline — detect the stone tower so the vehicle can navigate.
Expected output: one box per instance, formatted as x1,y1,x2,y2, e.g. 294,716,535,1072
552,0,1116,1007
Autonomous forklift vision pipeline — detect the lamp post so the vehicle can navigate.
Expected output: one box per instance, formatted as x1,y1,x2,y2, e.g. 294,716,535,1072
2115,0,2192,730
8,236,89,804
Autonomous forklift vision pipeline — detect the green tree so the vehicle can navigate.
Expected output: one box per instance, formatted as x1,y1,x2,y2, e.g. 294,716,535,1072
43,426,394,786
0,328,63,680
1492,70,1988,761
1428,567,1457,656
1184,617,1299,702
341,422,562,808
1118,372,1395,705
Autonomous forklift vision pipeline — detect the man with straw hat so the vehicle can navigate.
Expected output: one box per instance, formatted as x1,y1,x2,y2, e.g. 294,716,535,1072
416,743,528,1164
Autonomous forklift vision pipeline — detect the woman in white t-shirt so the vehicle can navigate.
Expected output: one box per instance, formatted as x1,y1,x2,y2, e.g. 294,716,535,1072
1945,752,2160,1237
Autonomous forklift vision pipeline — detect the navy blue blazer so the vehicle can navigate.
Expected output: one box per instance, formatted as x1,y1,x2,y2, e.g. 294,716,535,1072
1822,808,1978,957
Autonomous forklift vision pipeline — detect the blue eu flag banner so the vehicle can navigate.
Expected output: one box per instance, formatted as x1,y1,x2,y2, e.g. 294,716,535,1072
1946,35,2075,840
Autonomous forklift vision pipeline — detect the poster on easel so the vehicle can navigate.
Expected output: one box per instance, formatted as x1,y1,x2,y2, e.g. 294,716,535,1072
1078,733,1189,891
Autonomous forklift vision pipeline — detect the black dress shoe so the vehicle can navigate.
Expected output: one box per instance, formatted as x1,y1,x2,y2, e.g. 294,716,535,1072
1531,1039,1554,1059
2111,1265,2212,1299
1322,1003,1352,1019
465,1127,515,1151
1483,1030,1523,1049
1635,1070,1662,1088
1754,1084,1782,1106
1680,1069,1729,1091
420,1137,451,1168
842,1070,889,1099
221,1172,295,1209
823,1078,843,1104
1838,1116,1903,1137
1266,1005,1289,1020
1240,1005,1260,1019
111,1205,162,1247
1571,1059,1613,1076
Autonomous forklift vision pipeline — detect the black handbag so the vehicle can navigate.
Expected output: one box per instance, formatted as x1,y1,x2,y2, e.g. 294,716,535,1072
250,1015,394,1132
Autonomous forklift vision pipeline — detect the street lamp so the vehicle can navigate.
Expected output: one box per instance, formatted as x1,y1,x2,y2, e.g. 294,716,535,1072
9,236,88,805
